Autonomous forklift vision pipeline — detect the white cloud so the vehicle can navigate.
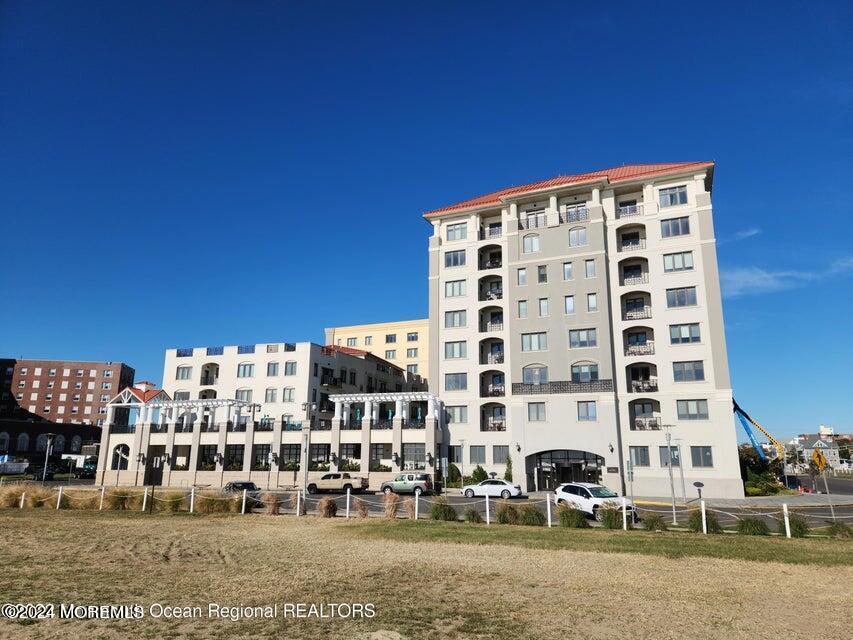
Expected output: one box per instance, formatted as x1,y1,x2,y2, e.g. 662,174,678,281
828,256,853,274
719,227,762,245
721,255,853,298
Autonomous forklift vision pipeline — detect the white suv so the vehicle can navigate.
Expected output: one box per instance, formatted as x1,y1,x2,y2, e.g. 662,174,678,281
553,482,635,521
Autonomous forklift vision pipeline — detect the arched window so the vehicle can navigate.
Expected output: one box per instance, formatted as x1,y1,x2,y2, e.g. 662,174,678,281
70,435,82,453
36,433,49,452
568,226,588,247
111,444,129,470
522,364,548,385
571,362,599,383
0,432,9,453
16,433,29,452
522,234,540,254
53,435,65,453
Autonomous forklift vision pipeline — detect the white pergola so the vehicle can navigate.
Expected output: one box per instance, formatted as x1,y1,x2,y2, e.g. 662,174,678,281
107,396,258,426
328,391,441,423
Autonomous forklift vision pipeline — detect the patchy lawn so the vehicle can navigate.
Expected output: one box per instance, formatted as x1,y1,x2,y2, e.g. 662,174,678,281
0,511,851,640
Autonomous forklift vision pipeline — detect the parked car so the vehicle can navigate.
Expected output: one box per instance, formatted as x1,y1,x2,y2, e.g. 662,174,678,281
223,481,263,503
553,482,635,521
73,467,96,479
380,473,433,496
460,479,522,499
306,473,369,494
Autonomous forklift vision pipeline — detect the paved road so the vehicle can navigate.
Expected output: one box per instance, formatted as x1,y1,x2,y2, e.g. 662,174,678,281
797,474,853,495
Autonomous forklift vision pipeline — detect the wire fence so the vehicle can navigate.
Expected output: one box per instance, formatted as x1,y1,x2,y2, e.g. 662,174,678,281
0,483,850,538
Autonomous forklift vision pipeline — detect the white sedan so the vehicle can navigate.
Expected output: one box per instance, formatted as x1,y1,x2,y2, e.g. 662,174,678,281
460,479,522,499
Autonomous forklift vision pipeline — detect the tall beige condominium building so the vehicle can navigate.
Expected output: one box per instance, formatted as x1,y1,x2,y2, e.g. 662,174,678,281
325,319,429,384
426,162,744,498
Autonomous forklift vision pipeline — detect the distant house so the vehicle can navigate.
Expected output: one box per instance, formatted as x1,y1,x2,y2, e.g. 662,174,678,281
801,435,841,468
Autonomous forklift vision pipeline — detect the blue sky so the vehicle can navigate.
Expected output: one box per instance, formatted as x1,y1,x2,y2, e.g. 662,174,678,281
1,1,851,439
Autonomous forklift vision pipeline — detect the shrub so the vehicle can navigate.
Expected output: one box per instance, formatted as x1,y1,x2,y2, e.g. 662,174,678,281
464,507,483,523
403,498,417,520
779,513,809,538
155,491,186,513
318,496,338,518
288,491,306,515
26,485,58,509
495,501,519,525
598,505,621,529
687,509,723,533
503,456,513,482
447,463,461,484
642,513,667,532
260,492,280,515
824,521,851,539
470,465,488,484
103,489,144,511
736,516,770,536
353,497,369,518
0,484,28,509
519,504,546,526
430,497,458,521
195,491,239,514
556,504,589,528
64,490,99,510
384,492,400,519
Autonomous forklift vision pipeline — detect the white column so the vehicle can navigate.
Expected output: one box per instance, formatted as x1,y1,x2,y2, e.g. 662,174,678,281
225,404,232,427
428,396,437,420
106,405,116,426
591,186,601,205
342,403,350,427
364,400,373,425
394,398,403,419
333,401,342,420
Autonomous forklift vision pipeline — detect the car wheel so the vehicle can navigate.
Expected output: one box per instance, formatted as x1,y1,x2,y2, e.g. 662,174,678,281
383,486,393,495
464,489,474,498
414,487,422,496
307,484,317,495
593,507,602,521
500,490,511,499
343,484,352,492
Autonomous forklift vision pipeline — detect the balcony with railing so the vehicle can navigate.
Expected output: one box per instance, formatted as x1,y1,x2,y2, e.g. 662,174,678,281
618,238,647,252
481,379,505,397
629,398,661,431
633,416,662,430
403,419,426,429
631,379,659,393
624,306,652,321
480,224,503,239
320,375,341,388
341,418,362,430
616,202,644,219
511,379,614,395
372,418,393,430
481,418,506,432
625,340,655,356
282,421,302,431
561,206,589,224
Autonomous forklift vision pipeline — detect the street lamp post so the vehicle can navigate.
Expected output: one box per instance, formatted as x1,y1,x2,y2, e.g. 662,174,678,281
674,439,687,502
301,402,316,495
41,433,56,483
662,425,677,525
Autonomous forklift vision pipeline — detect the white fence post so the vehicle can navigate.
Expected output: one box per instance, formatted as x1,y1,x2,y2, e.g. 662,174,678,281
189,487,195,514
142,486,148,512
56,486,64,510
415,492,419,520
346,488,351,519
99,485,106,511
546,496,552,528
485,495,490,526
296,490,302,517
241,489,247,515
622,497,628,530
783,503,791,539
20,492,26,509
700,500,707,534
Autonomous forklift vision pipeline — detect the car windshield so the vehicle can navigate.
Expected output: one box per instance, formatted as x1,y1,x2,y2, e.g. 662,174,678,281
587,486,618,498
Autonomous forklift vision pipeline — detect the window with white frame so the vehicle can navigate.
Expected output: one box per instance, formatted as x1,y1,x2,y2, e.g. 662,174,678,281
659,185,688,208
528,402,546,421
265,388,277,403
447,222,467,241
587,293,598,312
444,341,467,359
283,387,295,402
446,406,467,423
407,348,418,358
571,362,599,383
445,250,466,267
673,361,705,382
569,328,597,348
517,268,527,286
521,332,547,351
677,399,709,420
284,361,297,375
346,337,357,347
385,350,396,360
663,251,694,272
629,446,650,467
563,262,573,280
584,259,596,278
538,298,549,317
444,310,466,328
666,286,697,308
670,323,701,344
469,445,485,464
518,300,528,318
522,364,548,385
237,363,254,378
691,446,714,467
577,401,597,421
564,295,574,314
445,373,467,391
267,362,279,376
522,234,540,254
661,216,690,237
445,280,466,297
236,389,252,402
568,226,587,247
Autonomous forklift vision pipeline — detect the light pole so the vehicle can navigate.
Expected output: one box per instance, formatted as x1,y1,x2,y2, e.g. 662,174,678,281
459,438,466,485
662,424,677,525
301,402,316,494
41,433,55,483
674,438,687,502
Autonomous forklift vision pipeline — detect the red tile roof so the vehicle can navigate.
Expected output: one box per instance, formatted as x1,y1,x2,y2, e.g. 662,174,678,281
323,345,402,372
126,387,168,402
423,161,713,218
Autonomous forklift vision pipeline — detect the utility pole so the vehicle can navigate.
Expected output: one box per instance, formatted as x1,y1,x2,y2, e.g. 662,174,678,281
663,425,677,525
41,433,55,483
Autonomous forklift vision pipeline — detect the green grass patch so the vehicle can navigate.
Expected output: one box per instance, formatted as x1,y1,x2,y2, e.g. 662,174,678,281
342,519,853,567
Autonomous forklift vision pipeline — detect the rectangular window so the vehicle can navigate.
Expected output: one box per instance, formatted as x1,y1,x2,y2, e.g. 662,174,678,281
346,337,357,347
406,364,418,374
470,445,485,464
448,445,462,463
538,298,549,317
280,444,301,464
284,361,296,375
267,362,279,376
564,295,574,314
571,363,598,383
523,234,540,254
175,366,192,380
237,363,254,378
677,399,709,420
659,446,681,468
445,250,466,267
444,310,466,328
587,293,598,312
563,262,573,280
265,388,277,403
282,387,295,402
517,300,528,318
569,328,597,348
659,185,688,208
446,406,468,423
406,348,418,357
447,222,467,241
670,323,701,344
370,443,392,462
493,445,509,464
517,268,527,286
445,280,466,297
537,265,547,283
309,444,331,466
584,259,596,278
407,332,418,341
237,345,255,355
444,341,467,359
528,402,546,421
198,445,218,470
402,443,426,470
252,444,271,471
224,444,244,471
673,361,705,382
445,373,468,391
666,286,698,308
661,216,690,237
340,443,361,463
521,332,547,351
364,336,372,346
629,446,650,467
577,401,597,421
568,227,587,247
385,334,397,343
691,446,714,468
663,251,694,272
235,389,252,402
385,350,396,360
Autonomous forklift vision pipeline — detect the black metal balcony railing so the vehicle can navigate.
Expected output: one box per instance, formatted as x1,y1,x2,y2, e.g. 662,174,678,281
519,216,546,230
624,306,652,321
631,380,659,393
481,419,506,432
372,419,393,430
481,258,502,269
201,423,220,433
149,423,168,433
318,402,335,413
227,422,247,433
312,422,332,431
483,352,504,365
174,423,195,433
108,424,135,434
480,227,502,239
484,384,505,397
255,421,274,432
511,379,614,395
562,207,589,223
200,376,218,386
403,419,426,429
625,341,655,356
616,204,642,219
481,290,503,301
283,422,302,431
341,420,362,430
619,239,647,252
321,376,341,387
621,274,649,286
633,417,662,431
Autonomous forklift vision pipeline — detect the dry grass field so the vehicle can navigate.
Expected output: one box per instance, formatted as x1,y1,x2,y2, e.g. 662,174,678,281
0,510,851,640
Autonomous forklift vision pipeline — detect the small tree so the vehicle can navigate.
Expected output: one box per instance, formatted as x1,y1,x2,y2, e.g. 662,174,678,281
504,455,513,482
448,463,461,484
471,465,488,483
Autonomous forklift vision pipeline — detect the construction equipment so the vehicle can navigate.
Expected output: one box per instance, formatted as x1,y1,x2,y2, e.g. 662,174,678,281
732,400,785,462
